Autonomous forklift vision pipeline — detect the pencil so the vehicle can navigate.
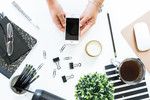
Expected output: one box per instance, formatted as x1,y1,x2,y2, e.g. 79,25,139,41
107,13,117,58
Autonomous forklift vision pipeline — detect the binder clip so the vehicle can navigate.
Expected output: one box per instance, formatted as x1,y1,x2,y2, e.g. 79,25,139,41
69,62,81,69
53,57,61,70
62,74,74,83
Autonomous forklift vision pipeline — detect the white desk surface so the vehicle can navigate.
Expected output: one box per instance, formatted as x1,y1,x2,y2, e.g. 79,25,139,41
0,0,150,99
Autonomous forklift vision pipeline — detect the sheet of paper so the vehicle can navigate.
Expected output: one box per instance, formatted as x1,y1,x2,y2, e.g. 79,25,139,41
121,11,150,72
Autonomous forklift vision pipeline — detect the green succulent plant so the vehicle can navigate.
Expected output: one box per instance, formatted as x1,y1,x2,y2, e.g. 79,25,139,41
75,72,114,100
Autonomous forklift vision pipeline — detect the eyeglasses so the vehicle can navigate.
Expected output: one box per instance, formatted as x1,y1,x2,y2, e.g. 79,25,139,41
0,13,14,56
6,23,14,56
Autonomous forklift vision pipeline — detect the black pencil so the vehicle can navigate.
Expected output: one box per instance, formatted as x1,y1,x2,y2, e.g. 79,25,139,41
107,13,117,58
28,75,40,86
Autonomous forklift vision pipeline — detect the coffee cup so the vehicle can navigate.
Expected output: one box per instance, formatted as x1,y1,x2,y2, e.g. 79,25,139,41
85,40,102,57
112,58,145,84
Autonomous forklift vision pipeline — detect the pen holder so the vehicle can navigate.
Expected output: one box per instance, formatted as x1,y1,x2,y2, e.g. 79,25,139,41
10,75,30,94
10,64,41,94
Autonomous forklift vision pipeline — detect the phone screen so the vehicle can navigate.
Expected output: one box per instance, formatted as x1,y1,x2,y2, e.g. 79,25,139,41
65,18,79,40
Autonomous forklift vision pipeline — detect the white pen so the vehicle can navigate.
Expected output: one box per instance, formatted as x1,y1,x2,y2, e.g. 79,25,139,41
11,1,40,30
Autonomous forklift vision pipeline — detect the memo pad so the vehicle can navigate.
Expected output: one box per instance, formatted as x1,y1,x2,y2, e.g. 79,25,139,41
121,11,150,72
0,16,37,79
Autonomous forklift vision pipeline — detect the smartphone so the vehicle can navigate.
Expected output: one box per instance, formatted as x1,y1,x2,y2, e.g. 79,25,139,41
65,17,80,44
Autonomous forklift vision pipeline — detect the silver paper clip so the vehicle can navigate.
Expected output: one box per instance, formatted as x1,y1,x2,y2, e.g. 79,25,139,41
60,44,67,53
64,57,72,60
43,50,46,59
36,63,44,72
52,69,56,78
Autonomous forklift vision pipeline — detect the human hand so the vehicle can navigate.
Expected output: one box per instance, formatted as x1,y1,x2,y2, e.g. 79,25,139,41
48,1,66,32
80,2,101,36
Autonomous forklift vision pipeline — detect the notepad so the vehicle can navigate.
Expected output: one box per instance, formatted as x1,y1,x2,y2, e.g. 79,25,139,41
133,22,150,51
121,11,150,73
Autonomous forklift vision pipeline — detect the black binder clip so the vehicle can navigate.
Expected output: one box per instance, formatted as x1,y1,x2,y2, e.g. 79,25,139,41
62,74,74,83
69,62,81,69
53,57,61,70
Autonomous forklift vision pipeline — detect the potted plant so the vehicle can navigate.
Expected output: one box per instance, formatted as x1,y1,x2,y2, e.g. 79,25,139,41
75,72,114,100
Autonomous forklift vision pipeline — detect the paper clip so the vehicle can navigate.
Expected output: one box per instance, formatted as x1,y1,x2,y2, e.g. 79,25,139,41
60,44,66,53
52,69,56,78
64,57,72,60
43,50,46,59
36,63,44,72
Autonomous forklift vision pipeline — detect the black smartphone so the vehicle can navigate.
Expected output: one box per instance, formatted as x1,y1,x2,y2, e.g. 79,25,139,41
65,17,79,44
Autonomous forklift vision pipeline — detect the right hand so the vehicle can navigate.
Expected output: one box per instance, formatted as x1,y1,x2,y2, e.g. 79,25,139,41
48,1,66,32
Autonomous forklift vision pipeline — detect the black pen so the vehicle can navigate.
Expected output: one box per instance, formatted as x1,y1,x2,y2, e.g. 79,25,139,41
28,75,40,86
107,13,117,58
14,65,31,87
21,69,36,86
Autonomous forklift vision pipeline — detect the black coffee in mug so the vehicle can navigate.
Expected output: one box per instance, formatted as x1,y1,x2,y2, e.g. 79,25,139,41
120,60,140,81
119,58,145,84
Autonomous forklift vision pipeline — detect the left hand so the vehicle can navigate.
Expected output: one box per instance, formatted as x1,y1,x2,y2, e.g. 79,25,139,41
80,2,100,36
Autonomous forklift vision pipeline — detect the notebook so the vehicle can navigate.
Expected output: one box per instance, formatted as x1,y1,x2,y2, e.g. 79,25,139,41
121,11,150,72
0,15,37,79
0,17,31,64
105,64,149,100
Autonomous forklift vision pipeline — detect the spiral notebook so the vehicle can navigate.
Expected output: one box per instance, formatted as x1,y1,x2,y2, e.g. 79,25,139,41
0,15,37,79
